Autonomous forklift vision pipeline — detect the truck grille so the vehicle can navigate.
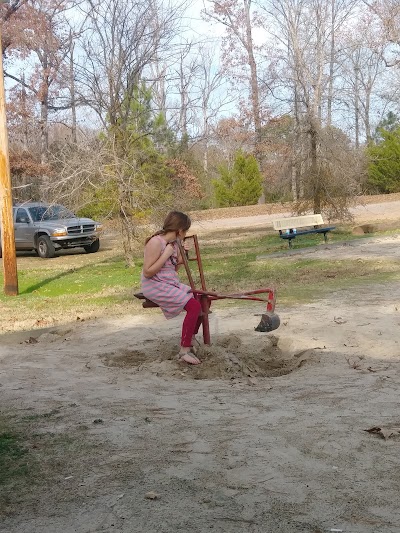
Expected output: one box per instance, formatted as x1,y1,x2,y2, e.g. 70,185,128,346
67,224,96,235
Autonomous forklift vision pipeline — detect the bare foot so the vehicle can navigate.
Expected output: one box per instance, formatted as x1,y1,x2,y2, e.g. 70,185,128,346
179,352,201,365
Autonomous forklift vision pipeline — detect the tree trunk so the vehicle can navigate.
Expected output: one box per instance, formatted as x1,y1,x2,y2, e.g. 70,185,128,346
39,99,48,164
292,86,301,200
327,0,335,127
244,0,262,163
291,164,298,201
364,86,371,144
354,65,360,149
39,51,49,164
178,59,189,147
202,89,208,173
117,179,135,266
21,74,29,151
69,34,77,144
309,125,321,214
203,142,208,174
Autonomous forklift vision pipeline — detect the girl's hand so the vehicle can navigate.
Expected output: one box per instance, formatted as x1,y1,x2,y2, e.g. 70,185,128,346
163,243,175,258
182,239,191,252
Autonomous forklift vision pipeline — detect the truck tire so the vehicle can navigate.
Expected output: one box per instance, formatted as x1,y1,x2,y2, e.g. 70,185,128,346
83,239,100,254
37,235,56,258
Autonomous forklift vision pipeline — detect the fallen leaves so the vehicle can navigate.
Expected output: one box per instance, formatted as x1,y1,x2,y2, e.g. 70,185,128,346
345,358,389,373
25,336,38,344
346,358,361,370
364,426,400,440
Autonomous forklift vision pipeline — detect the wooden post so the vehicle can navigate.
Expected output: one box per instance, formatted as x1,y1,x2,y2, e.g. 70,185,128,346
0,30,18,296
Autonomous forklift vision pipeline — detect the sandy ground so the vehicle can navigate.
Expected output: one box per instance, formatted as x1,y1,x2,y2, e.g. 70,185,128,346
1,201,400,532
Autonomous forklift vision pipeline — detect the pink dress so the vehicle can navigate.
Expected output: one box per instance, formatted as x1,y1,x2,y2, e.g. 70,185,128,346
141,235,192,319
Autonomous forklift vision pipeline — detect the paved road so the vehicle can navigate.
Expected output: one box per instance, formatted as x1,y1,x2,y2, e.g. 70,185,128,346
192,200,400,232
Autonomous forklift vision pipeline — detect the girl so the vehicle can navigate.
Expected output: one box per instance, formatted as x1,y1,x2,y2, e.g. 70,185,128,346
141,211,202,365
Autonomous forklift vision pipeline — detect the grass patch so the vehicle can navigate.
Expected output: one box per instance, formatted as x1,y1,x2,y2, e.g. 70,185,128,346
198,251,400,304
193,226,400,300
22,409,61,421
16,258,138,297
0,430,29,487
0,416,36,514
0,257,141,328
0,225,399,330
0,409,104,516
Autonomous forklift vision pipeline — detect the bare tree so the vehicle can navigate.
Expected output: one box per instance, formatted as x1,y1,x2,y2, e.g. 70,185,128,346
70,0,187,262
76,0,185,128
362,0,400,66
341,43,385,145
4,0,77,163
194,46,230,173
263,0,329,211
68,29,78,144
0,0,29,54
326,0,360,126
203,0,266,164
171,42,201,147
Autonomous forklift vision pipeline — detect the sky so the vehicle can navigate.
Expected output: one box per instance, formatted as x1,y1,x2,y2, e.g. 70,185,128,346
5,0,399,141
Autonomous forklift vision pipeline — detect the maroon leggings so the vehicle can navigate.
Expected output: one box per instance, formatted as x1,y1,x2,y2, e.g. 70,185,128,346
181,298,202,347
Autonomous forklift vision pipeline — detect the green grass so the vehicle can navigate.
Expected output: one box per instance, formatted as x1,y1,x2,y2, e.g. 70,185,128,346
0,411,97,516
16,258,139,297
196,228,400,304
0,225,399,328
0,255,141,324
22,409,61,421
0,427,29,488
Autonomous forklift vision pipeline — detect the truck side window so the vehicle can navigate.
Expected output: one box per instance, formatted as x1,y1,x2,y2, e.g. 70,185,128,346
16,208,29,223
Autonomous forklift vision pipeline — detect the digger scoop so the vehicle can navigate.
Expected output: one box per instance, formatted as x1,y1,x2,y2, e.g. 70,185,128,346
255,312,281,332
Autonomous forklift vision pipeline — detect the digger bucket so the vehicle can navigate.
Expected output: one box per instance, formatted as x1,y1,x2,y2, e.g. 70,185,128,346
255,313,281,333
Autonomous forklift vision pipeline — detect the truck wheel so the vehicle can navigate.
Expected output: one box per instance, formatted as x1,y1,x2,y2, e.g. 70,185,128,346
37,235,56,258
83,239,100,254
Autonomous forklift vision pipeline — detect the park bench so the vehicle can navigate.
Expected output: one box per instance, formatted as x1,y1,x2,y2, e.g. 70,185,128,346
272,214,336,248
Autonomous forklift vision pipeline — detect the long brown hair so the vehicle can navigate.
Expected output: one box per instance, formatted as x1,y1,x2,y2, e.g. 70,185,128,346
145,211,191,244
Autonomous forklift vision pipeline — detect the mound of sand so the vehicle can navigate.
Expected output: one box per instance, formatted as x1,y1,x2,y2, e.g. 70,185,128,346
101,333,317,380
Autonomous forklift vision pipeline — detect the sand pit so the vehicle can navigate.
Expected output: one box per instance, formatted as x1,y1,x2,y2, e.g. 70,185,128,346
102,334,316,380
2,224,400,532
2,283,400,533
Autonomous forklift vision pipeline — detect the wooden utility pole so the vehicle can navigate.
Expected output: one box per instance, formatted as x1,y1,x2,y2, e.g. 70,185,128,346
0,30,18,296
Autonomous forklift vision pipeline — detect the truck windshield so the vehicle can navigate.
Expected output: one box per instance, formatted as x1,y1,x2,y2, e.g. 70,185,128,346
28,205,75,222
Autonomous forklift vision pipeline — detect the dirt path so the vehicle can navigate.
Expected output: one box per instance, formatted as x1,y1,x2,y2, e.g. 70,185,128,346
257,233,400,261
1,236,400,532
192,200,400,233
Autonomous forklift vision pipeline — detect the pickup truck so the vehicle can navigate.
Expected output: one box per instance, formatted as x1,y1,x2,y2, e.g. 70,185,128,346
0,202,102,258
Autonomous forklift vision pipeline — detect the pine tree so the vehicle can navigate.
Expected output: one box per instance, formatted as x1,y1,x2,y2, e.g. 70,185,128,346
213,151,263,207
373,112,400,143
367,127,400,193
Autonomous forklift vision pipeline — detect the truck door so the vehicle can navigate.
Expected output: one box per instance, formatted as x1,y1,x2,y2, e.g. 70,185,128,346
14,208,34,249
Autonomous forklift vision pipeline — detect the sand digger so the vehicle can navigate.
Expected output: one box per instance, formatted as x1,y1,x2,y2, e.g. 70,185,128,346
135,235,280,345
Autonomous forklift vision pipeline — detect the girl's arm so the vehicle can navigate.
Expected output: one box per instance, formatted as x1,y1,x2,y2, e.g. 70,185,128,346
143,239,174,278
